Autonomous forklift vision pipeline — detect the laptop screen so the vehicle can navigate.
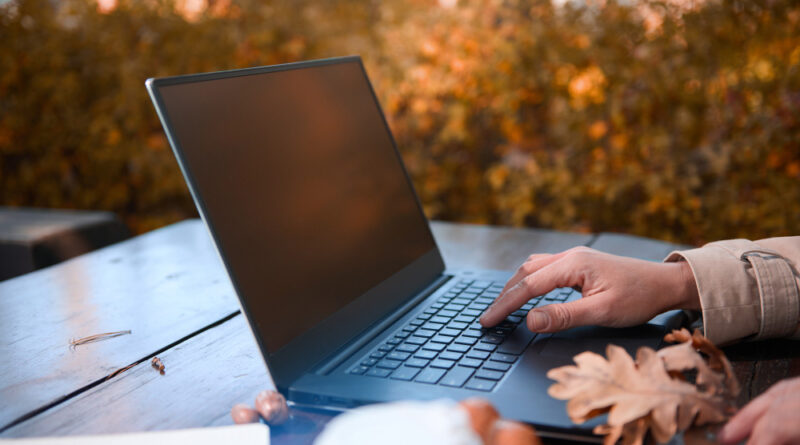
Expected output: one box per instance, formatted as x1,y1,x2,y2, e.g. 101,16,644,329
155,60,437,353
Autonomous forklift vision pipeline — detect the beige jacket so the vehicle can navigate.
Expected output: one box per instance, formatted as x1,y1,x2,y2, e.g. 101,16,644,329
665,237,800,346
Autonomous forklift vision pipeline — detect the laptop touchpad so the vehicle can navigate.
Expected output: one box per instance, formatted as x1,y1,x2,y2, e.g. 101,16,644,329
539,324,665,358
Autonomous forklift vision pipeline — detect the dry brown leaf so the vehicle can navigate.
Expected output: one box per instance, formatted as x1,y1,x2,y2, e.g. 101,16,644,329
547,330,738,445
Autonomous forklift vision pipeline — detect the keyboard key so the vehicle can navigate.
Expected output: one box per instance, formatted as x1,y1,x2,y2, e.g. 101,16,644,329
480,334,504,344
440,328,461,337
361,358,378,366
490,353,518,363
414,329,436,338
473,343,497,352
431,303,444,309
476,296,495,304
422,322,444,331
455,315,475,323
462,309,482,317
454,336,478,345
387,351,411,361
376,359,402,370
417,313,433,320
391,367,421,381
483,361,511,372
431,316,451,324
465,377,497,392
415,350,437,359
444,303,466,312
402,324,416,332
466,349,490,360
512,310,527,318
473,280,492,288
497,328,536,355
452,297,472,305
370,350,388,358
475,369,504,380
422,341,446,352
366,367,392,378
431,335,454,344
387,337,402,345
447,343,470,353
396,343,419,353
405,336,426,345
438,310,458,318
506,315,523,324
440,366,475,388
406,358,430,368
459,358,482,368
410,318,424,326
463,329,483,338
447,321,468,330
378,344,394,352
469,303,490,310
439,351,463,361
416,368,446,384
423,308,438,315
430,359,456,369
350,365,369,375
396,330,411,339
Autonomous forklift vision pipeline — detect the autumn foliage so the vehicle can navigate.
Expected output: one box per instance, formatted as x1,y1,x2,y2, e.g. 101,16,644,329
1,0,799,243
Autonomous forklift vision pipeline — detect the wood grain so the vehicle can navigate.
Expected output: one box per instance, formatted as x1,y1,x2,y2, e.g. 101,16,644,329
0,220,239,431
589,232,691,261
430,221,593,270
1,220,592,442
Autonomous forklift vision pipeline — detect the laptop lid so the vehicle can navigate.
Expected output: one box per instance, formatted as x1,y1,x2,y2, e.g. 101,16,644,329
146,56,446,388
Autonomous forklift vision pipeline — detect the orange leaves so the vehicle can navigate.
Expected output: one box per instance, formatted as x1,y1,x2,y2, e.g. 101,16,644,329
548,329,739,445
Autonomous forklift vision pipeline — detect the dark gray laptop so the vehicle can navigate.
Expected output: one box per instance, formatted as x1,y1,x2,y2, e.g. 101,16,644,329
146,56,684,442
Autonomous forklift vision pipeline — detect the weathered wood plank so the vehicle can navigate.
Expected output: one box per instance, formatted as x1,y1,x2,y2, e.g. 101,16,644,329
430,221,593,270
1,222,592,441
0,220,239,431
589,232,691,261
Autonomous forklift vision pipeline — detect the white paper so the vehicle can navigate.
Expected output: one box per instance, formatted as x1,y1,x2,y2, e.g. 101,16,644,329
0,423,269,445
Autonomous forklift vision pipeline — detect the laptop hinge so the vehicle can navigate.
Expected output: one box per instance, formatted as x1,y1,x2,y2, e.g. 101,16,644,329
314,274,452,375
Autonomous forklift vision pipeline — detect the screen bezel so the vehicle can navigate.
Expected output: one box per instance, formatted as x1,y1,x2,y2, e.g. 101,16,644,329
146,56,445,389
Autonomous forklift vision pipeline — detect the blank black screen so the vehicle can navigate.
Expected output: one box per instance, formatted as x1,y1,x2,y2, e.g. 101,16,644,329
157,60,436,353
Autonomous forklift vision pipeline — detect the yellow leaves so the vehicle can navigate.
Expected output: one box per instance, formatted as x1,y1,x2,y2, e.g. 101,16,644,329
548,329,739,445
568,65,607,109
588,121,608,140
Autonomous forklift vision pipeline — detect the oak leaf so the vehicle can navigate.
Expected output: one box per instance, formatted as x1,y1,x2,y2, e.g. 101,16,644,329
547,329,738,445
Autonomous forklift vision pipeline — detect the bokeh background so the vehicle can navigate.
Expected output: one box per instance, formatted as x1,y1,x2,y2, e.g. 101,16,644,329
2,0,799,245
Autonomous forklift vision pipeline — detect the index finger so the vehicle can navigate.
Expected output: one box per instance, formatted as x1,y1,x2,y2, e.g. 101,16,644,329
479,256,582,327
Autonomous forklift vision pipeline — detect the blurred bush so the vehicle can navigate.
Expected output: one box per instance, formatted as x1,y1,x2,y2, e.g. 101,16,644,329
1,0,798,244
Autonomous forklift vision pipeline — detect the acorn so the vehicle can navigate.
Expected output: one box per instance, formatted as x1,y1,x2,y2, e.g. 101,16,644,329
230,403,259,424
255,390,289,425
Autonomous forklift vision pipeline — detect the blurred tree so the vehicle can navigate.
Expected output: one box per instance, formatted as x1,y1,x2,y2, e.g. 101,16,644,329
1,0,798,243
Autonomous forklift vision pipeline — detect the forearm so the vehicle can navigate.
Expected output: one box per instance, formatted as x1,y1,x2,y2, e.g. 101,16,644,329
665,236,800,346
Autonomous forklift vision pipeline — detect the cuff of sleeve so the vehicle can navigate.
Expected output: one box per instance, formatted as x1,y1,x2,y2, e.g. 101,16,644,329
664,247,760,346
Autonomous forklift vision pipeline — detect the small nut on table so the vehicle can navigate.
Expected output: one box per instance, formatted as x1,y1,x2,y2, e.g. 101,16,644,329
231,403,260,424
255,390,289,425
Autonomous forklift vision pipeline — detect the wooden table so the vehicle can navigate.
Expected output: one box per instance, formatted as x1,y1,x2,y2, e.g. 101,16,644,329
1,220,797,443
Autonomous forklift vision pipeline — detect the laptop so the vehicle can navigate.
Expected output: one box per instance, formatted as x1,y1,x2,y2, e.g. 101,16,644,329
146,56,685,442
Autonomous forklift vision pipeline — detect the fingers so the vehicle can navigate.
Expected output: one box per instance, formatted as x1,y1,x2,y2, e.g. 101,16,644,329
718,389,776,444
480,255,583,327
500,253,564,295
525,298,606,332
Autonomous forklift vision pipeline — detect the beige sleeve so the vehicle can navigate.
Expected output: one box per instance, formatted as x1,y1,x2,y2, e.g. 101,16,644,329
664,237,800,346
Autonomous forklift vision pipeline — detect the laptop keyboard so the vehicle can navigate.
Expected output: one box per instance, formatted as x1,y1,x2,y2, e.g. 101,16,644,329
347,278,575,392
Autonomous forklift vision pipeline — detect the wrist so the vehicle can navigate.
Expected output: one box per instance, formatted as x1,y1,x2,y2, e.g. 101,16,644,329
673,260,700,311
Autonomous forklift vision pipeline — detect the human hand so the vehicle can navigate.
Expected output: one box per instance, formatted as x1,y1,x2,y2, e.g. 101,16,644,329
717,376,800,445
479,247,700,332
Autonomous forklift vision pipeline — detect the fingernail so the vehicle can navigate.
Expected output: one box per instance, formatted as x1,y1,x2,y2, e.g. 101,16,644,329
529,311,549,330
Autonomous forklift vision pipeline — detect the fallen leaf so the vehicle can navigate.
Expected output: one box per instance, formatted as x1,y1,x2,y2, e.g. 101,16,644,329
547,330,738,445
